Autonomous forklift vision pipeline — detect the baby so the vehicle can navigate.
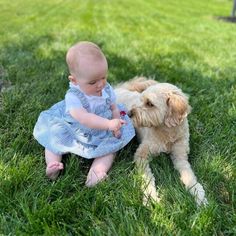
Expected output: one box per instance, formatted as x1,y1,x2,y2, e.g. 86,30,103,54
33,41,135,186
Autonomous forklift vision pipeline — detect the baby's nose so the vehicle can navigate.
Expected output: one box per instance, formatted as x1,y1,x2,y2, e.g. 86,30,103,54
97,80,104,88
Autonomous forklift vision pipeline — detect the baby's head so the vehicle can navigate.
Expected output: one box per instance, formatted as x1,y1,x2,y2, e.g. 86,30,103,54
66,41,108,96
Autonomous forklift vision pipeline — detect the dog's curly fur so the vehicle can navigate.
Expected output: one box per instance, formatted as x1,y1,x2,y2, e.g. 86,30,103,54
115,77,207,206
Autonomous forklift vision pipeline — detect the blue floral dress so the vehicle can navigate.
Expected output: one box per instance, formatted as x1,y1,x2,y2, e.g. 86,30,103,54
33,83,135,159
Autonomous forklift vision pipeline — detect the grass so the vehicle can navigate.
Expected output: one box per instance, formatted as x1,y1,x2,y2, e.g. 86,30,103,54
0,0,235,235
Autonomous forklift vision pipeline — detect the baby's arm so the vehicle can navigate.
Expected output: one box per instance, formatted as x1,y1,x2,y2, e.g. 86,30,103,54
69,108,125,131
111,103,120,119
111,103,122,138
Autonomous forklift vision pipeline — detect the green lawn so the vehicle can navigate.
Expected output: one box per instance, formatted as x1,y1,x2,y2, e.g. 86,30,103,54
0,0,236,235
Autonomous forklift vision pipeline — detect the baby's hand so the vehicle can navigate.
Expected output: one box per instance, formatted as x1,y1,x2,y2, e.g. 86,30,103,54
113,129,121,139
108,118,126,132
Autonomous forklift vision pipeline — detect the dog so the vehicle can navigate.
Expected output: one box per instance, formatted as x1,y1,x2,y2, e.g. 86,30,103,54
115,77,208,206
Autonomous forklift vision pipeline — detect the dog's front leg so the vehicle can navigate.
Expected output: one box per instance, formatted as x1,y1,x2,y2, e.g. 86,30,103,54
134,143,160,205
171,142,208,206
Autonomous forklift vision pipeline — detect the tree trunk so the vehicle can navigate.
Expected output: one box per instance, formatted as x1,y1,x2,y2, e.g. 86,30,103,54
232,0,236,17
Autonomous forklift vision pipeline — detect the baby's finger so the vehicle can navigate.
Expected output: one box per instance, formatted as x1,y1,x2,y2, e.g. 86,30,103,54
120,119,127,125
114,130,121,139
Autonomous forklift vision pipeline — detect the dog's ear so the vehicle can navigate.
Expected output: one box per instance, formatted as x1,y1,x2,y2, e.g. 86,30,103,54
164,92,191,127
126,78,158,93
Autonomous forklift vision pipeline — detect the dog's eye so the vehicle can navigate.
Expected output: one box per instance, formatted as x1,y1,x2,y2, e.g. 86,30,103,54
146,100,154,107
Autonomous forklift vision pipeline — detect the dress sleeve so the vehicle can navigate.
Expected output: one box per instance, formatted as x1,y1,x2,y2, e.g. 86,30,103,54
65,92,83,112
108,84,116,104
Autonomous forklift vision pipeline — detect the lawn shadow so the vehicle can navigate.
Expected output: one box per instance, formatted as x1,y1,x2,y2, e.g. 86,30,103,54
1,35,235,221
1,32,234,169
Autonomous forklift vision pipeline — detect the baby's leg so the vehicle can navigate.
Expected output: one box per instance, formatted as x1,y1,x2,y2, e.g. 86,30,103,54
86,153,115,187
45,149,63,180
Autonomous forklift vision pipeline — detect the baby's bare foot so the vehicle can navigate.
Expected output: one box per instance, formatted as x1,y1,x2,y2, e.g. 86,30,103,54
85,171,108,187
46,161,64,180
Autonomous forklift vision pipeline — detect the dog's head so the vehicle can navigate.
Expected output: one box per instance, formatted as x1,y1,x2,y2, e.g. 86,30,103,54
130,83,191,128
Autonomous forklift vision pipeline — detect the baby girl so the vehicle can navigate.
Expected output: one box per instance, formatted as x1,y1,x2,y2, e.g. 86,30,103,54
33,41,135,186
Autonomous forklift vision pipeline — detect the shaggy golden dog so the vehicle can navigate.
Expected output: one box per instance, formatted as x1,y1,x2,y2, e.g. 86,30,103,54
115,77,207,206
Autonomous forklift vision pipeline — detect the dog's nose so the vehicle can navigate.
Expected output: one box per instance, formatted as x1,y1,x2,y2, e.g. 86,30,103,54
128,109,133,117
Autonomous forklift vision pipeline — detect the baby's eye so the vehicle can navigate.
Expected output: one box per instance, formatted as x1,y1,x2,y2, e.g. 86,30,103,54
88,81,97,85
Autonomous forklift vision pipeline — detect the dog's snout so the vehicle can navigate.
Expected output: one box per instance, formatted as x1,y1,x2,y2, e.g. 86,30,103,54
128,109,134,117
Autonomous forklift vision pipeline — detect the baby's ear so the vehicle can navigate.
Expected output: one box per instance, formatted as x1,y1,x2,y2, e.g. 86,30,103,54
68,75,78,85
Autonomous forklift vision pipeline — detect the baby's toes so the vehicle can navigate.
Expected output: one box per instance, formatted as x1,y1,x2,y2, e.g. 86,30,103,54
57,162,64,170
46,162,63,180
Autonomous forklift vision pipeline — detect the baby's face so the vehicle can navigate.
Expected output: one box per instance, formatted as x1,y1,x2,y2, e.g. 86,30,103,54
76,58,108,96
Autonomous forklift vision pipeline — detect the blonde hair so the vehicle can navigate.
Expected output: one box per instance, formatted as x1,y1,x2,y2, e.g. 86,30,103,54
66,41,107,78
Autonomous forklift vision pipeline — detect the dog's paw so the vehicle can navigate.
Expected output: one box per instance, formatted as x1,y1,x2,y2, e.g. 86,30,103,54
143,188,161,206
190,182,208,207
198,197,208,207
143,194,161,206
